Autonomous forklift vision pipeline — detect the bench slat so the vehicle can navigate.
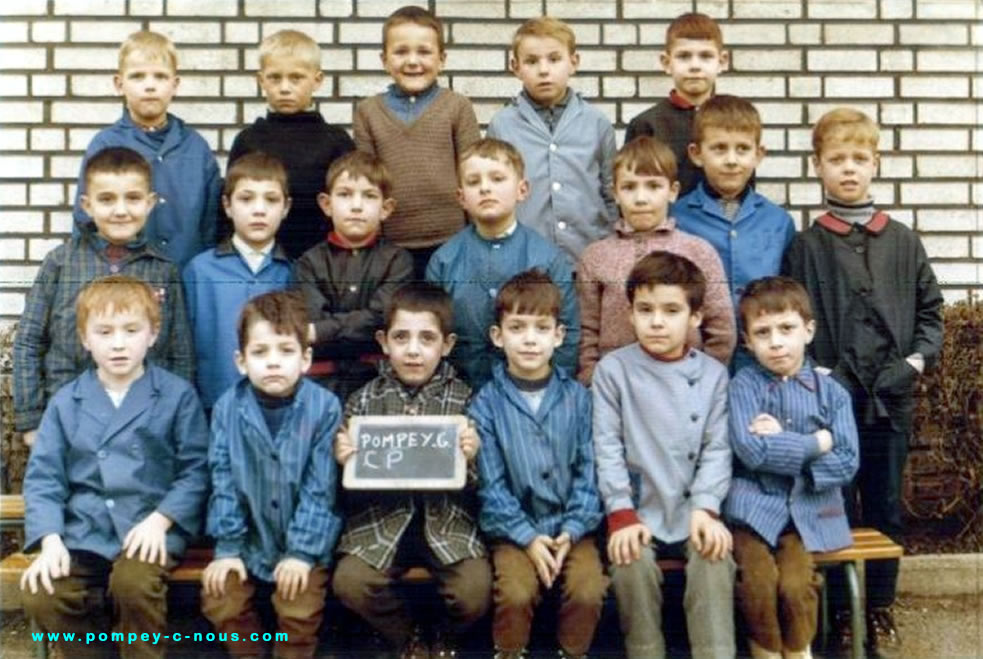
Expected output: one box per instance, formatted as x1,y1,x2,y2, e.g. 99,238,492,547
0,495,25,521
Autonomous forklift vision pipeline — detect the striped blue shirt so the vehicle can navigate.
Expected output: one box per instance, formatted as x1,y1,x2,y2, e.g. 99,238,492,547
724,360,860,551
472,362,603,546
206,378,343,580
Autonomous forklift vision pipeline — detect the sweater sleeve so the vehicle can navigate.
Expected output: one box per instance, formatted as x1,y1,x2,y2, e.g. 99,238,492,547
550,254,581,377
591,360,634,515
22,400,70,551
155,385,209,537
696,243,737,366
575,249,603,385
689,369,731,514
162,264,195,384
453,95,481,158
206,400,248,558
807,378,860,491
352,101,377,156
910,237,944,367
560,389,603,542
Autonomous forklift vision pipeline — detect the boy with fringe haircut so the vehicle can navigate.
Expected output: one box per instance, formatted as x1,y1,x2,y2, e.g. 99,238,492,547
72,30,221,267
228,29,355,259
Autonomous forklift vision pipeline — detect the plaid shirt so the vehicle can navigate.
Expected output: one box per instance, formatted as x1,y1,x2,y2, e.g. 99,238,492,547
336,360,487,570
13,225,194,431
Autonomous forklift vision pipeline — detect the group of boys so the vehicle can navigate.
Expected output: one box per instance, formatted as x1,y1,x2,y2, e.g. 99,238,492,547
12,5,942,659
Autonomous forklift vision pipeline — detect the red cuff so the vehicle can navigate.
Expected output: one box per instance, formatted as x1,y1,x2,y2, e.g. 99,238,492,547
607,509,641,534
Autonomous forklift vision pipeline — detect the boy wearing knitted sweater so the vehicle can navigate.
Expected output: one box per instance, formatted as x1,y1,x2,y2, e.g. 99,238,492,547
354,6,481,277
228,29,355,259
577,136,735,384
487,16,617,263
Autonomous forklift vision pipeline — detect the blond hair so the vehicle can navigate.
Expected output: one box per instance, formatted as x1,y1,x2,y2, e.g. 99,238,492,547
692,94,762,144
812,107,880,156
512,16,576,59
458,137,525,180
258,29,320,70
118,30,177,72
76,275,161,339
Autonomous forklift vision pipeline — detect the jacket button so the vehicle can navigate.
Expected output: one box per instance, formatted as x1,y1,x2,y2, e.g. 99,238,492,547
690,413,699,422
688,452,696,461
97,450,108,459
542,471,551,479
688,379,696,387
683,490,691,499
271,500,279,509
106,499,115,509
271,453,278,461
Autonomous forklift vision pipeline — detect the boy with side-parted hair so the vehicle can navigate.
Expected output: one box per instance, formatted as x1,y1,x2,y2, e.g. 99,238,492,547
72,30,221,267
471,269,607,659
20,275,209,659
354,6,481,276
183,152,293,412
673,94,797,373
593,251,734,659
14,146,194,448
725,276,859,659
201,290,342,659
295,151,414,402
426,138,580,390
577,136,735,384
228,29,355,260
625,13,729,197
332,283,491,658
487,16,617,262
783,108,943,655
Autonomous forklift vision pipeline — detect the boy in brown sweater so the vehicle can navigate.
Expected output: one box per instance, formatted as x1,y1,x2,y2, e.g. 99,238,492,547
353,5,481,277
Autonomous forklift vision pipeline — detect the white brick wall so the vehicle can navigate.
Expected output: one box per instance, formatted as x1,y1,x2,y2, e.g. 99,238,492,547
0,0,980,320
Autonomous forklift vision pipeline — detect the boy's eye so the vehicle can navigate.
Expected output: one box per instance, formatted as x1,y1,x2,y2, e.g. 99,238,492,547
618,182,636,192
754,328,769,337
264,193,282,203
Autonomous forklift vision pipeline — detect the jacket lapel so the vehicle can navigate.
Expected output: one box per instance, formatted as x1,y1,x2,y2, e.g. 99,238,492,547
96,366,156,447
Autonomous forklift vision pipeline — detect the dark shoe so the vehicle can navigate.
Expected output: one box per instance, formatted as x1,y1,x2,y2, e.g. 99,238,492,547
826,609,854,657
867,607,902,657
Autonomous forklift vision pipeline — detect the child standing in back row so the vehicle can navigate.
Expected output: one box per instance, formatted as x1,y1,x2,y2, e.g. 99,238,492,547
354,5,481,277
487,16,617,263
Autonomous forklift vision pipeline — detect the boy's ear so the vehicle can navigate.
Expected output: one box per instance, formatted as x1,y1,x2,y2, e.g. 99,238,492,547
659,51,672,75
375,329,390,354
441,332,457,356
380,197,397,222
688,310,704,332
112,73,123,95
455,186,467,209
668,180,681,203
804,319,817,345
719,49,731,71
316,192,332,218
301,346,313,374
80,194,92,217
488,325,504,349
221,195,233,218
312,69,324,90
146,191,158,212
569,51,581,72
553,323,566,347
755,143,767,164
516,178,530,202
281,195,292,219
687,142,704,167
509,55,520,76
810,154,822,177
234,350,248,376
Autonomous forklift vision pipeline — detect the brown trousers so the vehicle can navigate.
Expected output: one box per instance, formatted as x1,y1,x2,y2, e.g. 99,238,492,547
332,553,491,649
20,552,170,659
491,537,609,656
733,527,823,653
200,567,330,659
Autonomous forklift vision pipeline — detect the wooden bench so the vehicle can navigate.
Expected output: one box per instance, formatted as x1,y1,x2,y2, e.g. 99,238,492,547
1,494,901,659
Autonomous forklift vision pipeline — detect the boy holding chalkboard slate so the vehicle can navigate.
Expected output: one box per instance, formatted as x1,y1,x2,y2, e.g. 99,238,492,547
471,270,607,659
200,291,343,659
332,282,491,658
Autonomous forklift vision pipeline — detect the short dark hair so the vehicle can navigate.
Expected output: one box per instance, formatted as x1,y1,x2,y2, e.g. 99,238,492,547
494,269,562,324
84,146,151,190
615,136,678,184
665,12,723,50
626,251,706,311
738,276,814,332
325,150,392,199
385,282,454,336
383,5,444,53
237,290,310,351
223,151,289,198
692,94,762,144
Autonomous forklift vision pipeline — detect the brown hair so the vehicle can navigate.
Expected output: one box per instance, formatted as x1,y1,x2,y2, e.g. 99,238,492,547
494,269,562,324
118,30,177,72
76,274,161,339
738,276,814,332
511,16,576,59
383,5,445,53
458,137,525,180
258,29,320,70
665,12,723,51
385,282,454,336
325,151,393,199
812,107,879,156
615,136,679,183
626,251,706,311
237,290,310,351
692,94,762,144
223,152,289,198
84,146,152,190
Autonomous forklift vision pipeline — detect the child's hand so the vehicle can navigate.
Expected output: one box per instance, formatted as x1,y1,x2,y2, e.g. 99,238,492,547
22,429,38,448
551,532,572,572
202,557,247,598
20,534,70,595
459,420,480,461
273,557,312,601
123,511,172,566
334,427,356,465
748,413,783,435
607,523,652,567
525,536,559,588
689,509,732,562
815,428,833,454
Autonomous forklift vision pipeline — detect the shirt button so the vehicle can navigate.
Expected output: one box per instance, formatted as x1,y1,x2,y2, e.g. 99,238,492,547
549,143,557,152
688,379,696,387
683,490,691,499
557,221,567,230
688,452,696,461
488,288,497,297
552,182,561,191
106,499,115,509
349,285,357,292
690,413,699,422
97,450,108,459
271,453,279,461
109,265,120,273
542,471,551,479
730,230,738,238
271,500,279,509
786,418,793,425
161,239,168,245
854,246,865,254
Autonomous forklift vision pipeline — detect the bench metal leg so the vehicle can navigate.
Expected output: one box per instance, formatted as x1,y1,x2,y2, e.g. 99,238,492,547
844,561,864,659
30,618,49,659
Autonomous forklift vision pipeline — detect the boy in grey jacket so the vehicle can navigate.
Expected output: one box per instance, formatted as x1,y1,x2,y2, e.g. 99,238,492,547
592,251,735,659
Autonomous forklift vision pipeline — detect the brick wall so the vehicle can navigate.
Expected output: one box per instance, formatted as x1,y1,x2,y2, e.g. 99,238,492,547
0,0,980,324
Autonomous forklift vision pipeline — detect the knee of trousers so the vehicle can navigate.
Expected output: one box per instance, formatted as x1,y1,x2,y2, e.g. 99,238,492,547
444,564,492,622
494,570,540,611
331,564,379,610
21,587,66,623
777,569,821,609
108,559,166,607
686,553,736,590
610,553,662,595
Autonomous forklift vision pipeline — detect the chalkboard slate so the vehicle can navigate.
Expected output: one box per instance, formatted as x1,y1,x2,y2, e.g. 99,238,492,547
342,415,467,490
